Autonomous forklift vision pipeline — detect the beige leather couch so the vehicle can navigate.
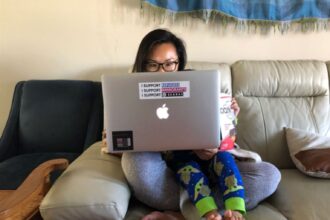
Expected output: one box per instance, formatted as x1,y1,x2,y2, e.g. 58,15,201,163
40,60,330,220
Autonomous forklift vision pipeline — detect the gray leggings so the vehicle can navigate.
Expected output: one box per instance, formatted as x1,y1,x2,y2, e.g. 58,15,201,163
121,152,281,211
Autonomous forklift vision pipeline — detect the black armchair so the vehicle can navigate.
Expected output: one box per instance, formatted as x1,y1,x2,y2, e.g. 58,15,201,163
0,80,103,190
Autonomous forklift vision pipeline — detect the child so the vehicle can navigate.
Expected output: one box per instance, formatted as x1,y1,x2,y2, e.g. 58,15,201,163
164,98,245,220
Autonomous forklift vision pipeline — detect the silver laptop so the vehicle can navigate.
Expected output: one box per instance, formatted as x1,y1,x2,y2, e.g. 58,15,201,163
101,70,221,152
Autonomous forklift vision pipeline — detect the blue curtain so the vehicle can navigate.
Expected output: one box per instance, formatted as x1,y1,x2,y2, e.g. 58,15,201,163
142,0,330,21
141,0,330,32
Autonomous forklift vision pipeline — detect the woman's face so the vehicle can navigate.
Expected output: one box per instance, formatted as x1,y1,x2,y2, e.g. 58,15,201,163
145,43,179,73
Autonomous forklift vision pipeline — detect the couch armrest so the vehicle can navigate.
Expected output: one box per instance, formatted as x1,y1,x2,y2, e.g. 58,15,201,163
40,142,130,220
0,159,68,219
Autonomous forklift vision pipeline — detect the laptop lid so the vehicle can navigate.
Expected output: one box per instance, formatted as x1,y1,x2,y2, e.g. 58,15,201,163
101,69,221,152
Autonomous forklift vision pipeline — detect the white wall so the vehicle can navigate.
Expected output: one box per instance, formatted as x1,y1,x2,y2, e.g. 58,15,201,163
1,0,330,134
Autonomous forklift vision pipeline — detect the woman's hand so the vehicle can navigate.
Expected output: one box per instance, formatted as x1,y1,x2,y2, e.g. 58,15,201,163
193,148,218,160
231,97,240,117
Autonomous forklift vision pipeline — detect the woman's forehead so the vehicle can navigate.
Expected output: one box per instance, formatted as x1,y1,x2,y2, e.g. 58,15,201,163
148,43,178,61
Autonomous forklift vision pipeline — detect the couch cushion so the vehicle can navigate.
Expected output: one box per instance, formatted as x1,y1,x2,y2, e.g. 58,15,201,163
232,60,330,168
245,202,287,220
0,152,78,190
124,198,154,220
180,188,286,220
269,169,330,220
285,127,330,178
40,142,130,220
124,199,287,220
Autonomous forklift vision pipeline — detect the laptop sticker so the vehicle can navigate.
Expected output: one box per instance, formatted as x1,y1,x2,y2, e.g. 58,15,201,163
112,131,134,151
139,81,190,99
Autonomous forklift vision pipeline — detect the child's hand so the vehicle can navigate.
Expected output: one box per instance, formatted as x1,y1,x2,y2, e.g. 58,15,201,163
231,98,240,117
193,148,218,160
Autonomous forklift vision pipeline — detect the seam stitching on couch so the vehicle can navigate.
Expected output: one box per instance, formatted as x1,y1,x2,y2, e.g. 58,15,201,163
305,97,319,133
257,97,268,158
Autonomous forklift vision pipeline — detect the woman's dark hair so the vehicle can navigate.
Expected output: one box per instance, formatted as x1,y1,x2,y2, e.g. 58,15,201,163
132,29,187,72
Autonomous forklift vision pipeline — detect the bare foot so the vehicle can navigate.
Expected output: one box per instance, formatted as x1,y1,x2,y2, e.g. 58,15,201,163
223,210,245,220
141,211,185,220
205,210,222,220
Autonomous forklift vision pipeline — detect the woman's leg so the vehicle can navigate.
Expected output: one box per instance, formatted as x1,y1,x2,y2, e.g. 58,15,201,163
212,161,281,211
121,152,180,210
122,152,281,212
235,161,281,210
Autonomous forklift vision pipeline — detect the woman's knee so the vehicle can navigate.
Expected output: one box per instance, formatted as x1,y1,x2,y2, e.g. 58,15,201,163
238,161,281,187
121,152,180,210
237,161,281,210
121,152,174,189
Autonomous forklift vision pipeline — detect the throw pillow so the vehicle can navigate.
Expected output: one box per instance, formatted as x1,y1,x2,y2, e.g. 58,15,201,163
285,127,330,178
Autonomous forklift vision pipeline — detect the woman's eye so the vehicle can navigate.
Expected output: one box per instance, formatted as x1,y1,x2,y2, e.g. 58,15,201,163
164,62,174,67
147,63,160,70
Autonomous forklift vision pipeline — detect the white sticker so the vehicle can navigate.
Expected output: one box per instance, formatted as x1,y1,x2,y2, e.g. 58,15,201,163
139,81,190,99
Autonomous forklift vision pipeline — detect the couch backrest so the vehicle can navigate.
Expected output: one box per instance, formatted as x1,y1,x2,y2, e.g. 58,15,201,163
327,61,330,85
232,60,330,168
18,80,103,154
186,62,232,94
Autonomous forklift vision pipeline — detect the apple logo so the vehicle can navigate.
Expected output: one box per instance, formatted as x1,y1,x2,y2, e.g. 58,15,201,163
156,104,169,119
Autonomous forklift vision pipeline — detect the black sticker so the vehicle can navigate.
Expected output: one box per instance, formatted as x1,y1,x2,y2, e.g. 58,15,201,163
112,131,134,151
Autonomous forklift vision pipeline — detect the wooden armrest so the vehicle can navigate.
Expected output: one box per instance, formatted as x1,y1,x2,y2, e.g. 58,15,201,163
0,158,69,220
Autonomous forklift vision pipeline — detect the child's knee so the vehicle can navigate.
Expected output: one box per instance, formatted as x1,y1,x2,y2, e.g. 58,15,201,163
215,151,234,164
176,161,202,185
178,160,201,171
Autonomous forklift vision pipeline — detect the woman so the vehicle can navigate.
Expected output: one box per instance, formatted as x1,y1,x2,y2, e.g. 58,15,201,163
120,29,281,220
